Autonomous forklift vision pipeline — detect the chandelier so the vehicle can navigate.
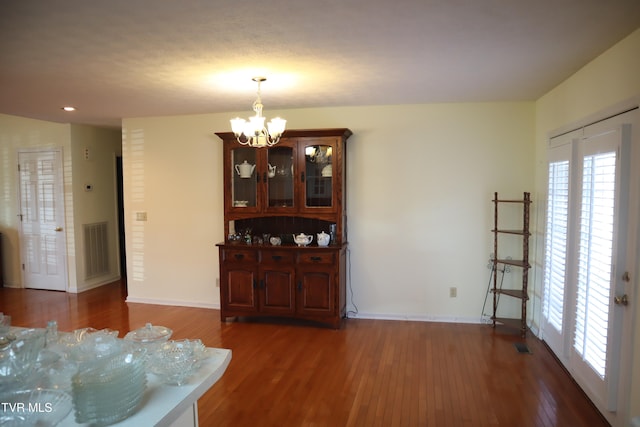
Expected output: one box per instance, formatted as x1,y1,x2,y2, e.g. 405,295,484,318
230,77,286,147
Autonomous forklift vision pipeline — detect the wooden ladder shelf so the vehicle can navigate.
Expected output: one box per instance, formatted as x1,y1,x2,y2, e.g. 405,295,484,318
491,192,531,337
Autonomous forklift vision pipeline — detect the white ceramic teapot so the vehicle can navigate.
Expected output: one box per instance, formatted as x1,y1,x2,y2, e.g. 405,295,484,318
317,231,330,247
293,233,313,247
235,160,255,178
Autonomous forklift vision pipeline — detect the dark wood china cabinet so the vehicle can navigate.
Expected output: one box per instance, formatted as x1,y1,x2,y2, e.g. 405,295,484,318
215,128,351,328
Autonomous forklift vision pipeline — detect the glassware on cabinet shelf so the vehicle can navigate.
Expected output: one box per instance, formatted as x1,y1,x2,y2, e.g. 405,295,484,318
304,144,333,208
231,147,257,208
267,146,295,208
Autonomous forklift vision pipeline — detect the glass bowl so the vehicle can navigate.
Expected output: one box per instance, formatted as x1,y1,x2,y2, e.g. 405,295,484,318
0,328,46,384
123,323,172,355
0,388,72,426
0,313,11,336
147,339,207,385
56,328,119,363
124,323,172,344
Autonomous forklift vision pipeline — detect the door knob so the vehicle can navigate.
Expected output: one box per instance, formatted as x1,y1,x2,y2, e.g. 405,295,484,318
55,227,63,232
614,294,629,306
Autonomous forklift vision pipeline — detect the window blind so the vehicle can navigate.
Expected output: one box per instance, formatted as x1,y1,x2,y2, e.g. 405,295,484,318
573,151,617,379
543,160,570,332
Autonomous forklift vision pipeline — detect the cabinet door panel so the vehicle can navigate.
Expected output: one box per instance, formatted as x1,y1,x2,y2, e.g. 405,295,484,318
260,267,295,314
298,269,334,315
222,267,257,311
298,138,339,214
227,146,260,212
266,144,296,212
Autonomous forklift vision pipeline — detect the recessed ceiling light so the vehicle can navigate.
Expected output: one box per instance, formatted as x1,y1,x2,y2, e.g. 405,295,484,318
62,106,76,112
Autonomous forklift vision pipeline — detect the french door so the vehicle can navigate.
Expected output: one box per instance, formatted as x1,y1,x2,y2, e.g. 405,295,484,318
541,110,636,426
17,149,68,291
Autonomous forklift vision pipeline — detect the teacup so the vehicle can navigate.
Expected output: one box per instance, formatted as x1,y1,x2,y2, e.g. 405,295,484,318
269,236,282,246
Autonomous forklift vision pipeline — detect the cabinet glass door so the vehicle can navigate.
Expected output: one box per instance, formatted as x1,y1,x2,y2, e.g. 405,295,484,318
303,144,334,208
230,147,258,209
267,146,295,209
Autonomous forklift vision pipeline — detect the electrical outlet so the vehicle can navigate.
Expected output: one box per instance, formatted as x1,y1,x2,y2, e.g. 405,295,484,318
449,287,457,298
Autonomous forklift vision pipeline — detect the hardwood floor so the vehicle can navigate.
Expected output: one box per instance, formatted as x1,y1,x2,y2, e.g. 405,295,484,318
0,280,608,427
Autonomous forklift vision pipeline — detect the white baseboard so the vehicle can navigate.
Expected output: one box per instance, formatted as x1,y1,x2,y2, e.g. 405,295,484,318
347,311,484,324
68,274,121,293
1,282,21,289
125,296,220,310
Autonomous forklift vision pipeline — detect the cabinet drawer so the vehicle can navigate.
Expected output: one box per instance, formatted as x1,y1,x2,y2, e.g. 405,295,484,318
222,249,258,263
297,251,336,265
261,250,295,264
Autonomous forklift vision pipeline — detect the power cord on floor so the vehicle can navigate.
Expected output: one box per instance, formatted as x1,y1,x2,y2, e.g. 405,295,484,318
345,247,358,318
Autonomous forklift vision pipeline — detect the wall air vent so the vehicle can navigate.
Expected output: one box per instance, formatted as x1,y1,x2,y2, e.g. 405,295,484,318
84,222,109,279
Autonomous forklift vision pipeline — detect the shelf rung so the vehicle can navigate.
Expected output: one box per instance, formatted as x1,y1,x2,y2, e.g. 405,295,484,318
492,289,529,300
494,259,530,268
492,199,532,204
491,229,531,236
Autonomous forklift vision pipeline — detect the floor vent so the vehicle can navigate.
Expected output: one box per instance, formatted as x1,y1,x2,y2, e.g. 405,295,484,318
514,342,532,354
84,222,109,279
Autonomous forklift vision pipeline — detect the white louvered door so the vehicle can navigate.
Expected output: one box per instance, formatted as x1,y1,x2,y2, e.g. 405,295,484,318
542,110,637,427
569,124,627,418
542,130,578,360
18,149,68,291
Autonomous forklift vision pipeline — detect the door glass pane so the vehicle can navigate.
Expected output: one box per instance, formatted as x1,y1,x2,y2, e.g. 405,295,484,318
304,145,333,207
573,151,616,379
231,147,257,208
543,160,570,332
267,146,294,207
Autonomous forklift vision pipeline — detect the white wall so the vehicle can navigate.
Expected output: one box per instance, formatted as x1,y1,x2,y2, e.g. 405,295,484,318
534,28,640,426
121,115,224,307
69,124,122,292
122,102,535,323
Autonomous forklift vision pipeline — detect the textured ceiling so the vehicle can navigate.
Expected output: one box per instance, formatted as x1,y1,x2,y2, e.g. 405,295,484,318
1,0,639,128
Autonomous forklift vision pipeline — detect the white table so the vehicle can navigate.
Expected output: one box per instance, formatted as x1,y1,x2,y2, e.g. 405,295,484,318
57,347,231,427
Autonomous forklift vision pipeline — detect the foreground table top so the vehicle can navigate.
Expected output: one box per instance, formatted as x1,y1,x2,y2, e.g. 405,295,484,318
58,347,232,426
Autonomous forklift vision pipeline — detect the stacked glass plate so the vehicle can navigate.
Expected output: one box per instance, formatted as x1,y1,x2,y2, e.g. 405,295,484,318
71,349,146,426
